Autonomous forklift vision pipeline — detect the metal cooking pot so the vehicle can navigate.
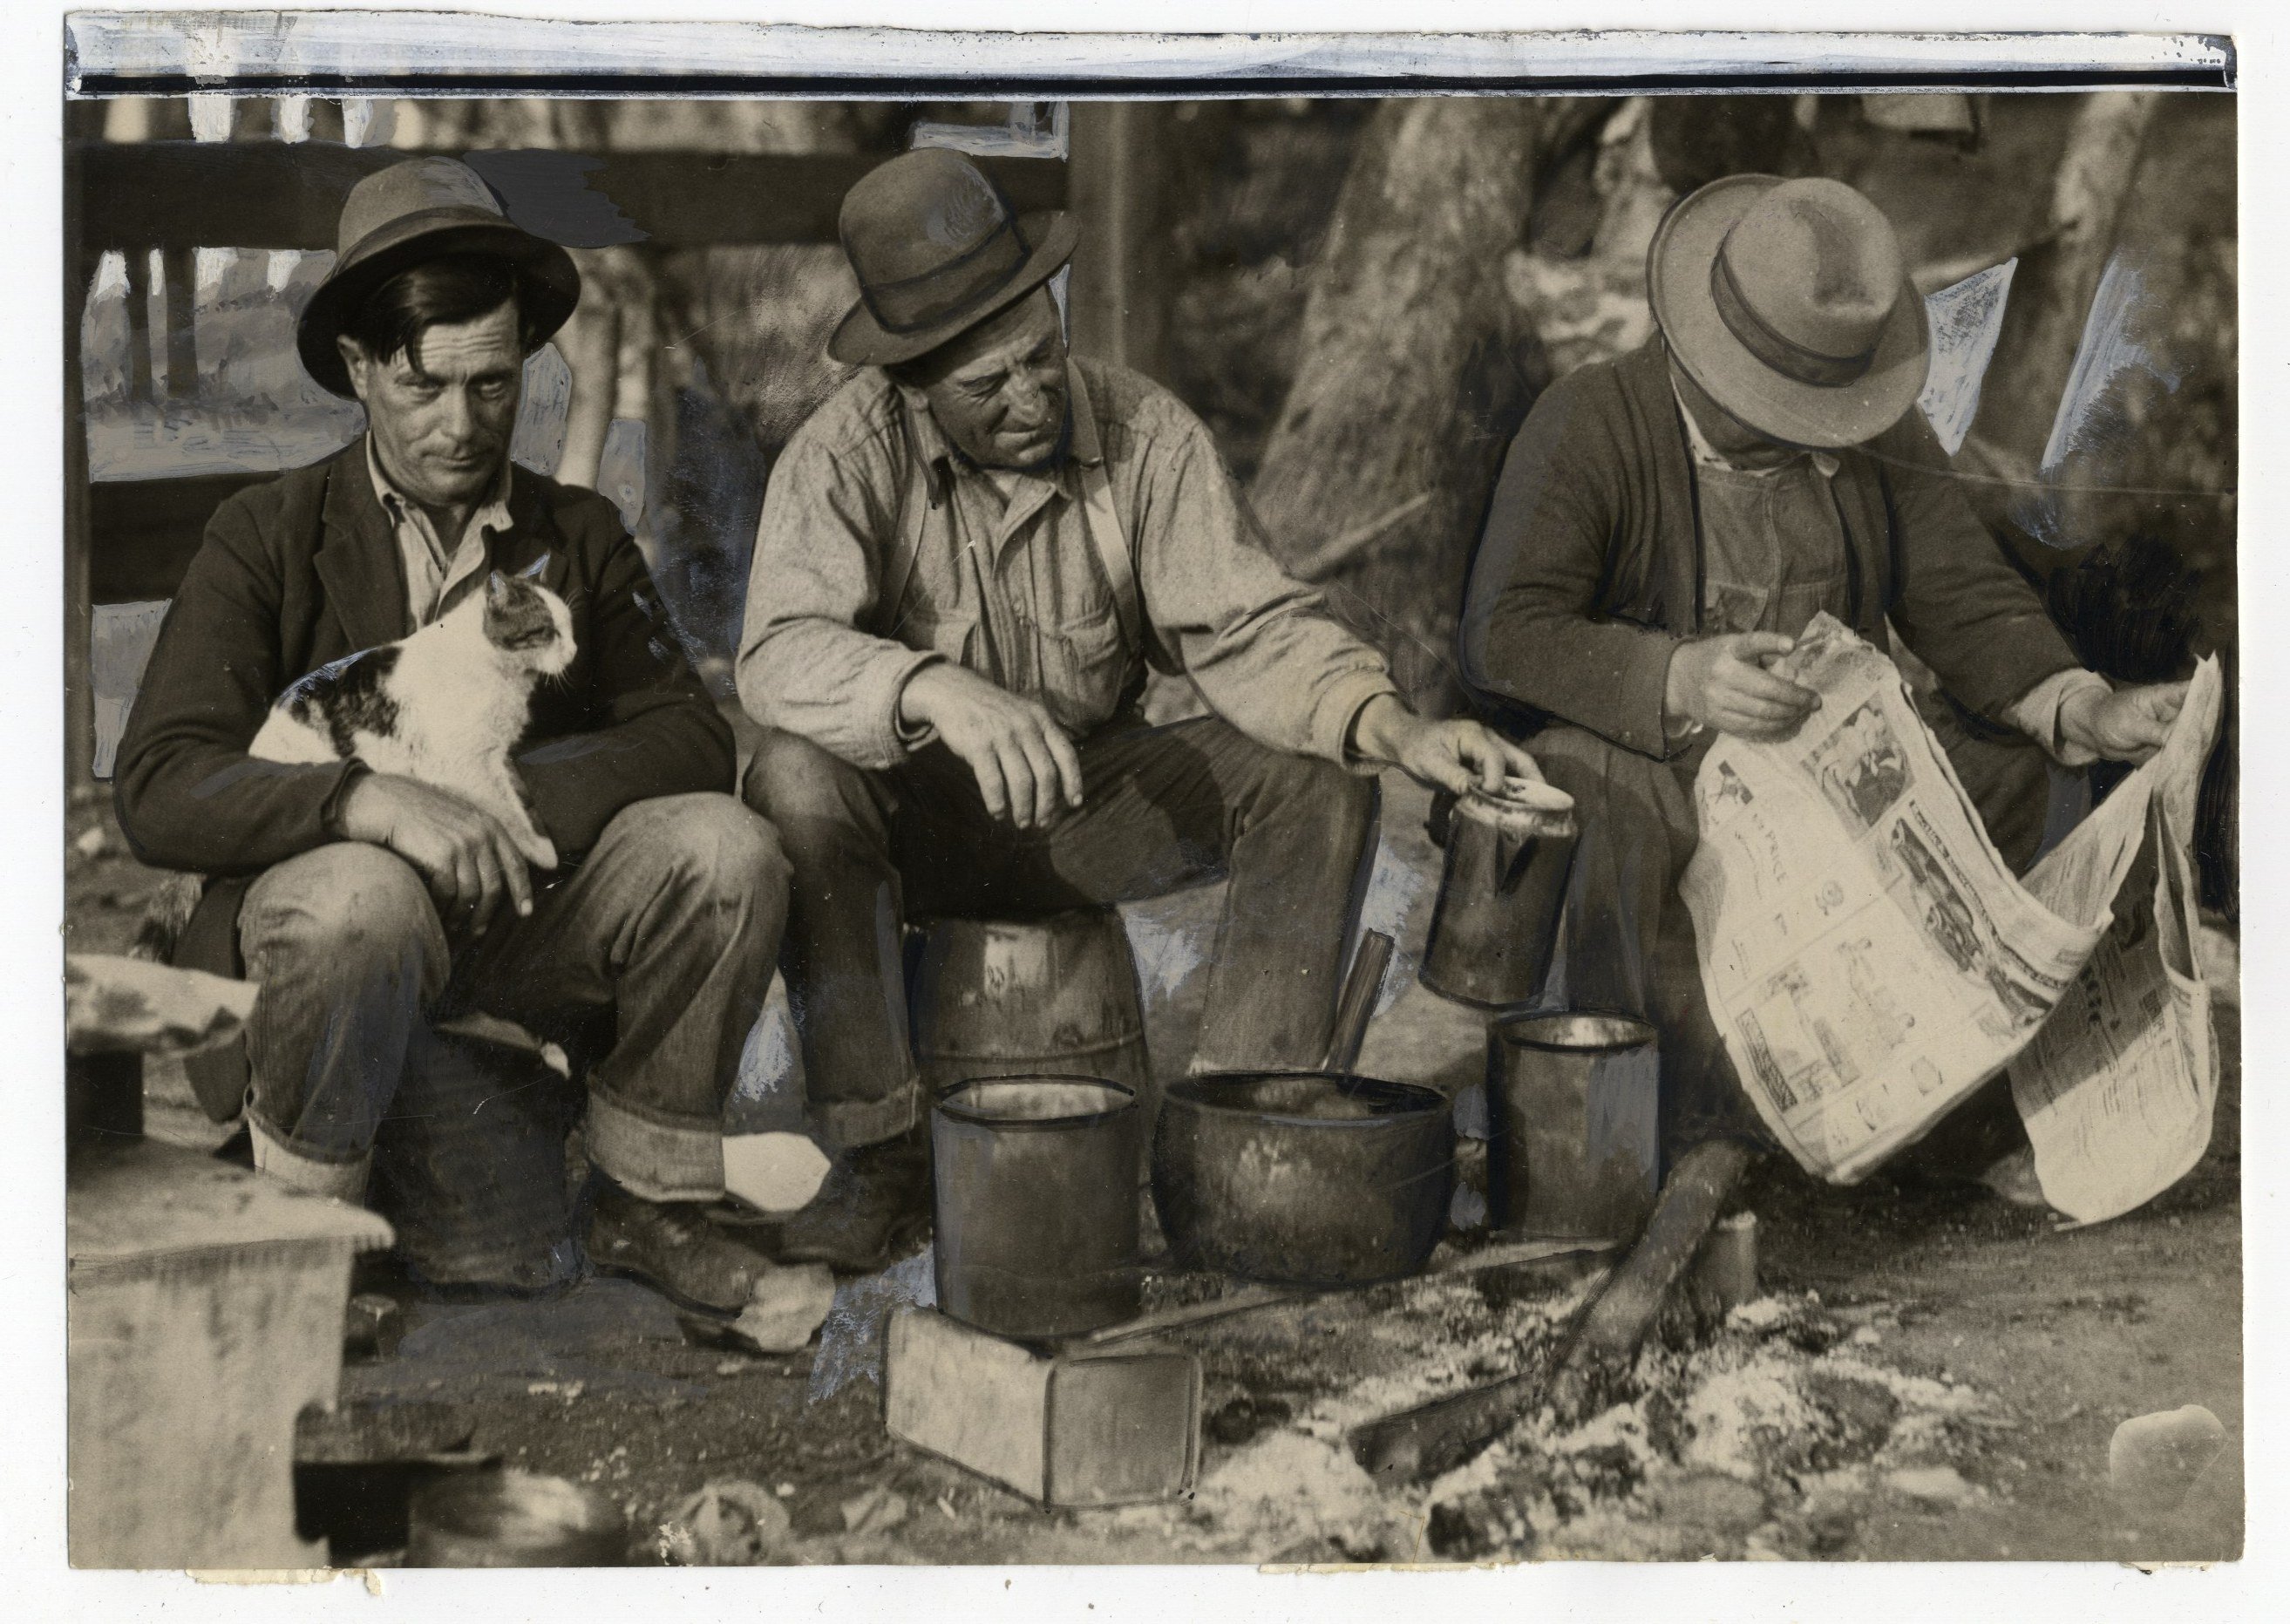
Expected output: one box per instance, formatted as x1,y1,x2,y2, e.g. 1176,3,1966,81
1150,1070,1453,1287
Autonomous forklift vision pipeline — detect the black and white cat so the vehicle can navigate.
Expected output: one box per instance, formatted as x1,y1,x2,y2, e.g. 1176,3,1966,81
251,567,576,869
134,567,576,967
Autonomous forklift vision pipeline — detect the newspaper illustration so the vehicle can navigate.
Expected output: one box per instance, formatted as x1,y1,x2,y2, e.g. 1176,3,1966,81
1680,614,2221,1211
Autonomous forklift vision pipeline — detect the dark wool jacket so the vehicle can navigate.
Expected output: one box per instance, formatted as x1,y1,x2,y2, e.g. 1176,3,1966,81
114,438,733,978
1458,336,2079,758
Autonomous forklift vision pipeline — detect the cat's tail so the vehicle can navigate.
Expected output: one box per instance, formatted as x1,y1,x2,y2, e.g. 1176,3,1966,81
131,873,207,964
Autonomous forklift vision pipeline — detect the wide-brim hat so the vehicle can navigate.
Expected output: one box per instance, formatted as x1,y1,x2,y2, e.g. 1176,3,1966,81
1648,173,1928,449
296,156,581,398
829,147,1077,369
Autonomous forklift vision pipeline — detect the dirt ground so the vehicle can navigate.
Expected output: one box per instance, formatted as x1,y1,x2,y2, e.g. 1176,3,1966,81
63,771,2243,1567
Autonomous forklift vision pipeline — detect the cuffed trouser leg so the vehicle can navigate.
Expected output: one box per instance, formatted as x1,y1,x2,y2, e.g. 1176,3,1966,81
465,792,790,1202
237,843,449,1200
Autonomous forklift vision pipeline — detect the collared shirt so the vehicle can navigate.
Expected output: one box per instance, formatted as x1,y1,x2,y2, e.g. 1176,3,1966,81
737,357,1399,771
1666,378,2109,765
365,436,515,630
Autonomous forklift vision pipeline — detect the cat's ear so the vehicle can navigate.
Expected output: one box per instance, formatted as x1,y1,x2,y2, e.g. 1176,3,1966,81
520,554,550,581
486,569,510,604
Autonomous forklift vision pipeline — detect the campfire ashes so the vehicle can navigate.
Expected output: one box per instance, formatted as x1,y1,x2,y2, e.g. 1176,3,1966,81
1070,1268,2008,1563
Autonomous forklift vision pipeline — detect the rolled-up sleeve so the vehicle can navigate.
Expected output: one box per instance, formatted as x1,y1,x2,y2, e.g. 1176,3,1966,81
735,422,945,770
1132,417,1397,769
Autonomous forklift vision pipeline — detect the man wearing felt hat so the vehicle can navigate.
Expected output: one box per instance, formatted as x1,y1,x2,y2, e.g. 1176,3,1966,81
1458,173,2188,1157
739,147,1546,1267
116,157,792,1310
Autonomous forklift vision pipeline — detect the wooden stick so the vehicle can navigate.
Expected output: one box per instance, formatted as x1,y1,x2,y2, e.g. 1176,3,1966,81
1322,929,1396,1073
1078,1237,1614,1349
1347,1139,1756,1484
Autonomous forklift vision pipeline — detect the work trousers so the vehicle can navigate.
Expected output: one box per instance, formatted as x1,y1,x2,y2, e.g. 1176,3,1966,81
236,792,788,1218
744,716,1382,1150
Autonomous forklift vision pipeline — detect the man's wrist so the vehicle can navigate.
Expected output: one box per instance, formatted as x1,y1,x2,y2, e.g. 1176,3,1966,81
1661,642,1704,743
1347,693,1415,764
323,762,374,840
891,657,947,743
2054,677,2113,755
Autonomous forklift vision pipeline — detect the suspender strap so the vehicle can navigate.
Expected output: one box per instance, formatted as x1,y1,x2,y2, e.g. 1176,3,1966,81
1065,365,1145,656
874,405,934,636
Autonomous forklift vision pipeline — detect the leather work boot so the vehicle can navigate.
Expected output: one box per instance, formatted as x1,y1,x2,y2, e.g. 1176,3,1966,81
583,1178,778,1315
777,1128,933,1273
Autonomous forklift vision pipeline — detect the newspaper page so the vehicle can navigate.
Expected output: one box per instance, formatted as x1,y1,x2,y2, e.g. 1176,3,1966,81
1679,615,2103,1182
2008,657,2223,1224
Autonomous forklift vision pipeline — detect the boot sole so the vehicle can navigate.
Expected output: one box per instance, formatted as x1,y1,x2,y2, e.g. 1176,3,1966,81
589,1256,748,1320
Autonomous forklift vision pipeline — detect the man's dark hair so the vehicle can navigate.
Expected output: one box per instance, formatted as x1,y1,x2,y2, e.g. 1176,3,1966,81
339,253,544,377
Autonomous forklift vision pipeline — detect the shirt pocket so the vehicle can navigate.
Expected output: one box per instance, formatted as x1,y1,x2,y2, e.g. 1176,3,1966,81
1702,578,1776,637
1040,601,1131,731
895,602,978,669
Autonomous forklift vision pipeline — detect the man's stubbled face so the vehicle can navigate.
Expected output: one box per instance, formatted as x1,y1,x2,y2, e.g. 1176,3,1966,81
904,289,1069,472
1668,357,1806,471
340,301,523,510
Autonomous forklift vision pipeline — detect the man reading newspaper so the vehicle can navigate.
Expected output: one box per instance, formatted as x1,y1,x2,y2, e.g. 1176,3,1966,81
1459,174,2191,1184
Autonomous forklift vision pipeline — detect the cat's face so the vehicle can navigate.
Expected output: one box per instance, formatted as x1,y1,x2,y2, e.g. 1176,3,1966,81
481,570,575,676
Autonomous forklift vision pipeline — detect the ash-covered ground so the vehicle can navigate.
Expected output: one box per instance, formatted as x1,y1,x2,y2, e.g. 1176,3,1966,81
65,771,2241,1566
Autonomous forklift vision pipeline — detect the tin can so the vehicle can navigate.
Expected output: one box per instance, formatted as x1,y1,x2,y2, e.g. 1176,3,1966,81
1694,1211,1760,1313
1486,1011,1661,1240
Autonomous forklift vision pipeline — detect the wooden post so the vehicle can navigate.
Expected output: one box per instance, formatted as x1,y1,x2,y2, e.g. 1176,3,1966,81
1065,102,1166,381
160,245,199,401
65,140,92,792
122,250,153,406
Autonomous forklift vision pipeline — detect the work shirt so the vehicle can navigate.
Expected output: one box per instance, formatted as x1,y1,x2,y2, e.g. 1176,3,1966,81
1667,379,2108,765
365,437,514,630
737,357,1399,771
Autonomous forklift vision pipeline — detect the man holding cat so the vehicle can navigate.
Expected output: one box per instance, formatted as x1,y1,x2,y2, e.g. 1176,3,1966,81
115,158,789,1311
740,150,1549,1268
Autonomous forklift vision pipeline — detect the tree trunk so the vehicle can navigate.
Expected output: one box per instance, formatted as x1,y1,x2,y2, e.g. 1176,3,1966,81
1959,91,2161,544
1247,97,1608,715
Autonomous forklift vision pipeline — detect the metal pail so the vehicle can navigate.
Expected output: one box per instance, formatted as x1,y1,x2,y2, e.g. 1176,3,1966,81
931,1075,1143,1339
1487,1012,1661,1240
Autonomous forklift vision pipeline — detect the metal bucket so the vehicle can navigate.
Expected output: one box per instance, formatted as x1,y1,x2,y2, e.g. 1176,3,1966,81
931,1075,1143,1340
913,910,1155,1161
406,1469,627,1566
370,1027,582,1292
1487,1012,1661,1241
1420,793,1579,1009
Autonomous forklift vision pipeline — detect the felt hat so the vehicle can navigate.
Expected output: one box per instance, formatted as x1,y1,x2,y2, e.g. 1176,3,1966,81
1648,174,1929,449
828,148,1077,368
296,156,581,398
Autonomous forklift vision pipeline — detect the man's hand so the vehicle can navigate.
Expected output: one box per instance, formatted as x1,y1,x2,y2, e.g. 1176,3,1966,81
2060,679,2188,765
1666,632,1823,741
1349,694,1546,796
337,772,534,932
899,663,1084,831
